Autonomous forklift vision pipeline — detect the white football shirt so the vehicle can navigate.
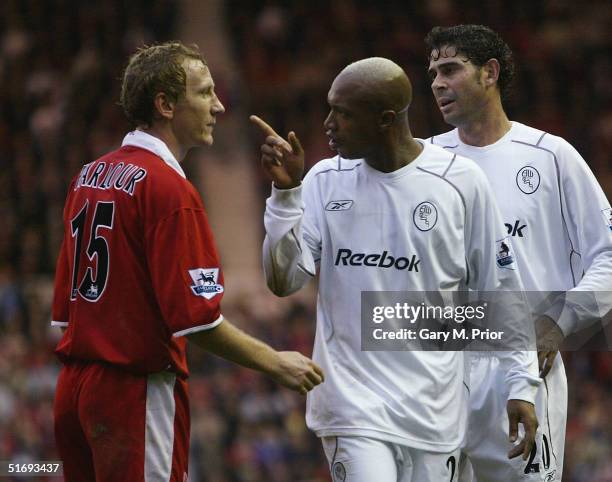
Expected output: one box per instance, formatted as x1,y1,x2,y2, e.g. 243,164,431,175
429,122,612,335
263,142,540,451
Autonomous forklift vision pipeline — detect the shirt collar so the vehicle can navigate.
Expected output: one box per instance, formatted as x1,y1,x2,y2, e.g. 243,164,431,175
121,130,186,178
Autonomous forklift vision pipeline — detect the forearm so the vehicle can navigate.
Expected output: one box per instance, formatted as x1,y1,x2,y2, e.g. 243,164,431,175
548,254,612,335
554,141,612,335
499,350,541,403
187,319,280,375
263,235,314,296
263,184,317,296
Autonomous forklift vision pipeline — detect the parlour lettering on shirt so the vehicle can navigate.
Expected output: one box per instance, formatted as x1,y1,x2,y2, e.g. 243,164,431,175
74,161,147,196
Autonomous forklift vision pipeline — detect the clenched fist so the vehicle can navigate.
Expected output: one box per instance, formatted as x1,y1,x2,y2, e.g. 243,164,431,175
270,351,324,395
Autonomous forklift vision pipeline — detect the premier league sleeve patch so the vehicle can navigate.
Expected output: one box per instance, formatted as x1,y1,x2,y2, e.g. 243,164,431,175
188,268,224,299
495,237,516,269
601,208,612,232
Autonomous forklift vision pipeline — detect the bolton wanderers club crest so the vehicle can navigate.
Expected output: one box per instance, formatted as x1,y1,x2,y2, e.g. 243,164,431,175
496,237,515,269
188,268,224,299
332,462,346,482
516,166,540,194
413,201,438,231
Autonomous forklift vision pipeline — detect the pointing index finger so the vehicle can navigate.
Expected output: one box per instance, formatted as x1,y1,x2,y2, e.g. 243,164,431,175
250,115,280,138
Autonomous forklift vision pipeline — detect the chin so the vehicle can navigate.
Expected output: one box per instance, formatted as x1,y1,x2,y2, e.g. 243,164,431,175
200,135,214,146
441,112,461,128
335,148,359,159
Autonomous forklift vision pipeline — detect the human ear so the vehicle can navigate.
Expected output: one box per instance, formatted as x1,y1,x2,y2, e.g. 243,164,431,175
153,92,175,120
380,110,396,129
483,59,501,87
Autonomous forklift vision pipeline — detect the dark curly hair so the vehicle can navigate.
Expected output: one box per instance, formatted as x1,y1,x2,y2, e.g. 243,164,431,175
120,41,206,128
425,25,515,101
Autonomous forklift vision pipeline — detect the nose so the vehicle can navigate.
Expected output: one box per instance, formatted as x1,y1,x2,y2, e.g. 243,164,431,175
431,74,445,91
323,111,335,131
212,93,225,115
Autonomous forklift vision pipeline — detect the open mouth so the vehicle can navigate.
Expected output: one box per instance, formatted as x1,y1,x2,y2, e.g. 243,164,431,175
326,132,339,149
329,138,342,151
438,99,455,110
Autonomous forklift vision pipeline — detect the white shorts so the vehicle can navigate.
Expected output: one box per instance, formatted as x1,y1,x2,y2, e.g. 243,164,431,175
321,436,460,482
459,354,566,482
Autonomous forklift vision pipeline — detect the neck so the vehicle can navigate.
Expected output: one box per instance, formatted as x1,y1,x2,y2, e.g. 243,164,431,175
141,124,185,162
457,98,511,147
367,132,423,173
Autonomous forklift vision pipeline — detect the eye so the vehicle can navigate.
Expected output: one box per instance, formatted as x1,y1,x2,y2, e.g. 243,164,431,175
328,107,343,118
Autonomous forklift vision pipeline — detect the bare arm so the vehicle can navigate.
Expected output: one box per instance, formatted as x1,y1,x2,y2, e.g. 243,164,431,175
186,319,324,394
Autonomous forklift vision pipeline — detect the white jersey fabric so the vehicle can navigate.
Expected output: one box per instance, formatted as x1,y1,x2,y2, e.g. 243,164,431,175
429,122,612,330
430,122,612,481
263,141,540,452
321,436,461,481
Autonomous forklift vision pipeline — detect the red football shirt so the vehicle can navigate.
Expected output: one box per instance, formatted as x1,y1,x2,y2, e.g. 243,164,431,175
52,131,224,377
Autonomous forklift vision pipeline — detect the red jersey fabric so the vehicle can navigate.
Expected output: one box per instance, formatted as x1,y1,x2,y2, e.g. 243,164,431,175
51,130,224,377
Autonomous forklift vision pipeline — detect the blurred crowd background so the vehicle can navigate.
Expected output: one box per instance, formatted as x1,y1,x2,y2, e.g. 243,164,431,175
1,0,610,481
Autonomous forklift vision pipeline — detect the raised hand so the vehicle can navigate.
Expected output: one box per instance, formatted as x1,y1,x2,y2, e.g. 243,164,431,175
250,115,304,189
271,351,325,395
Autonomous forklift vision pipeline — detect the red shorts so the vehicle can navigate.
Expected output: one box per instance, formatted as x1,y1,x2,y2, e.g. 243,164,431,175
54,361,189,482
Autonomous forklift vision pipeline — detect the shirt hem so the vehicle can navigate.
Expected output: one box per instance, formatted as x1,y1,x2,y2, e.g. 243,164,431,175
311,426,461,452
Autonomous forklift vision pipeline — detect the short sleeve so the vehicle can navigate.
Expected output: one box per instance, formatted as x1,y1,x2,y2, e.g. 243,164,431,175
51,236,70,327
145,206,224,336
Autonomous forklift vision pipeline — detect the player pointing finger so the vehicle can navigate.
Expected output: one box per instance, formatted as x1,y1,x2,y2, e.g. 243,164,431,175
250,115,304,190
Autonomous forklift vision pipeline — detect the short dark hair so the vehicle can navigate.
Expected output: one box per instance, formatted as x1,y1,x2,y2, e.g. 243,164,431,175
425,25,515,100
120,41,206,127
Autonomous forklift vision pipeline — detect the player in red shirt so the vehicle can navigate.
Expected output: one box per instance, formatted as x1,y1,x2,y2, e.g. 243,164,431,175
51,41,324,482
